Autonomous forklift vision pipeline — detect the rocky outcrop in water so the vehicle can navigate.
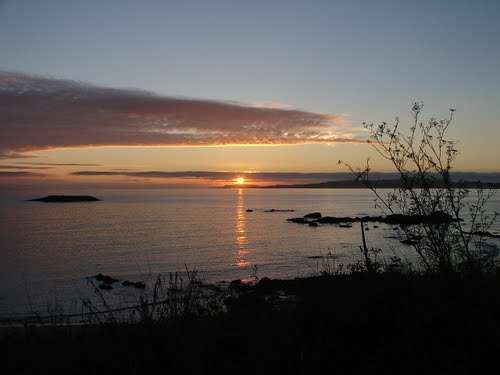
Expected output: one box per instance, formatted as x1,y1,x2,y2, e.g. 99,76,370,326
287,211,462,226
27,195,101,202
304,212,322,219
93,273,120,291
94,273,119,283
122,280,146,289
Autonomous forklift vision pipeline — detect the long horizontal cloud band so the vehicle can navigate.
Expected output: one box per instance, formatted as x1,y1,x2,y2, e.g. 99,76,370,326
0,72,362,157
72,170,400,183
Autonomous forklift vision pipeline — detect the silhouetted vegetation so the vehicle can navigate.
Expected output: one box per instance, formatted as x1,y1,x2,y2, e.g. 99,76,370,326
340,103,498,275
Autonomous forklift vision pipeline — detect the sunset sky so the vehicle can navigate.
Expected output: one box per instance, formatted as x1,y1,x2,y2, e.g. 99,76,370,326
1,0,499,188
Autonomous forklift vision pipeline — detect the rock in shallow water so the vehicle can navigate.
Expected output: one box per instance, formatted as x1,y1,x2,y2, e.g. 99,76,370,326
122,280,146,289
304,212,322,219
26,195,101,202
94,273,119,284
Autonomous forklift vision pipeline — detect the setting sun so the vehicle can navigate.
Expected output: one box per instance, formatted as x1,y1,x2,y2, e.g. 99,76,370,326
236,177,245,185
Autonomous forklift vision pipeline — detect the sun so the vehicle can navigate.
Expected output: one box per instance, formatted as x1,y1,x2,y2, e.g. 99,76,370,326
236,177,245,185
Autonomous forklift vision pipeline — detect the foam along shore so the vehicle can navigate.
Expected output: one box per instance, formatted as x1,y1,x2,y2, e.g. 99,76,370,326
26,195,101,202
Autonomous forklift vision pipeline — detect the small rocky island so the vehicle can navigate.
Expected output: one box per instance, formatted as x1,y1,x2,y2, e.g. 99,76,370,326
26,195,101,202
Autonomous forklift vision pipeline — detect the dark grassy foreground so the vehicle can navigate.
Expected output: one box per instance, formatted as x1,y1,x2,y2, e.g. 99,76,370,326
3,272,500,374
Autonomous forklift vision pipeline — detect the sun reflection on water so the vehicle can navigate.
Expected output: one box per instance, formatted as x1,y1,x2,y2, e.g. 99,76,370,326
235,188,249,267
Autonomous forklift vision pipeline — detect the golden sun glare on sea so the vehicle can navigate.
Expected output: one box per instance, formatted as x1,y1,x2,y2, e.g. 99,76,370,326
236,177,245,185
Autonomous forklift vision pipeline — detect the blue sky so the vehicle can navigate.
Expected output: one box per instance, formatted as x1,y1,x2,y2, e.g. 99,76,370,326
0,0,499,187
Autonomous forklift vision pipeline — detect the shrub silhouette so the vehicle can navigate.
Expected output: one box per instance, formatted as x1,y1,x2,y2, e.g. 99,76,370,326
340,103,497,275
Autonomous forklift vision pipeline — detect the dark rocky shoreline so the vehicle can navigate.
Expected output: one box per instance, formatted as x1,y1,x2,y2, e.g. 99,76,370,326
3,272,500,374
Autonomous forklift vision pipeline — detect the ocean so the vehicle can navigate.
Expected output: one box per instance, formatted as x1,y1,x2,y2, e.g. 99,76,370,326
1,188,499,319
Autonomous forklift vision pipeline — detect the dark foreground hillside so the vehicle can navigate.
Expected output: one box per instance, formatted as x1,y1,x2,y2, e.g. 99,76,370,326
2,273,500,374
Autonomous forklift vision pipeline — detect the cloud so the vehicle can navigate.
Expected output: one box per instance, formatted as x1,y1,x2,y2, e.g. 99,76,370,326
72,170,242,181
14,162,101,167
0,72,363,157
251,101,293,109
71,170,400,184
0,162,100,169
0,151,37,159
0,165,49,170
0,171,41,177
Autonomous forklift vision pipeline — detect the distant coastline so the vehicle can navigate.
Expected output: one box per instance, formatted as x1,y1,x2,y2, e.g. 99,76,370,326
221,179,500,189
264,179,500,189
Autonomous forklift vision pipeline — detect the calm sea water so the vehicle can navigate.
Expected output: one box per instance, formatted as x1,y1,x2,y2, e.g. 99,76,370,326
1,188,499,318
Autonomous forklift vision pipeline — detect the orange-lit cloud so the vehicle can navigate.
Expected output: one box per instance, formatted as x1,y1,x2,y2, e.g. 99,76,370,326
0,72,363,158
0,151,36,159
251,101,292,109
0,165,49,170
14,162,102,167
